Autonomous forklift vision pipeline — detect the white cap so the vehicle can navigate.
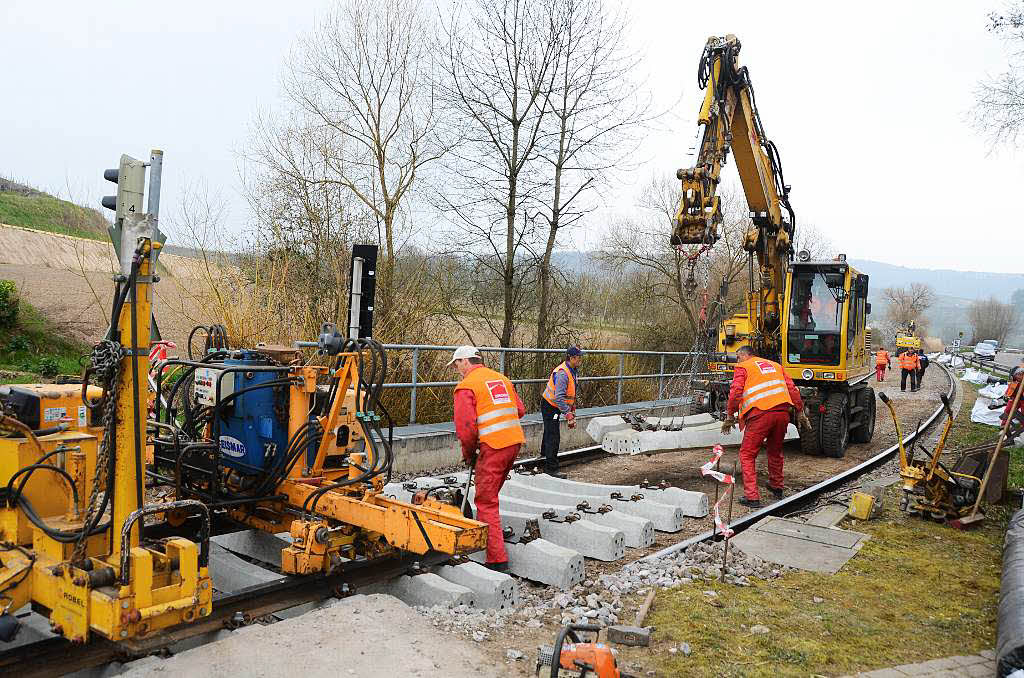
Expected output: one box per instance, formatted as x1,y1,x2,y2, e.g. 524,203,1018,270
446,345,481,366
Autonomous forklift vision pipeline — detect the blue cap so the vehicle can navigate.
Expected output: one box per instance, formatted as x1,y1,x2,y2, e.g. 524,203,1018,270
567,346,584,357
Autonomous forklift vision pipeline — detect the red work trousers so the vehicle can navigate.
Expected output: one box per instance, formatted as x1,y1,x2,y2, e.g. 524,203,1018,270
473,441,520,564
739,409,790,500
875,365,886,382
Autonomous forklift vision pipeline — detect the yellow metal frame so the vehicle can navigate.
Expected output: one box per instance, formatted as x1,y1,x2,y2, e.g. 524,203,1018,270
223,353,488,575
0,236,212,643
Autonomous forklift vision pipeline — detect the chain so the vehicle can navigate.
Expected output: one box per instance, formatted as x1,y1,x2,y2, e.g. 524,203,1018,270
72,339,124,565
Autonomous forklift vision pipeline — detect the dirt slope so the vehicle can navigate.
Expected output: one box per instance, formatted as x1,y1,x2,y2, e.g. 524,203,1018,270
0,223,220,346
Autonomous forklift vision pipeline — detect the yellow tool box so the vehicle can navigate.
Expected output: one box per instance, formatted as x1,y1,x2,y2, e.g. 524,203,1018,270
0,383,103,431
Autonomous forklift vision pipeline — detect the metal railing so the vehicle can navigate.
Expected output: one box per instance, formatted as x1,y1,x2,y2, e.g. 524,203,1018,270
379,344,711,424
958,352,1013,377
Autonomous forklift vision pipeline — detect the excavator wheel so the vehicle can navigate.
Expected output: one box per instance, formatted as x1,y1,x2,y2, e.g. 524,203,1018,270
850,387,876,444
799,408,821,455
820,392,849,458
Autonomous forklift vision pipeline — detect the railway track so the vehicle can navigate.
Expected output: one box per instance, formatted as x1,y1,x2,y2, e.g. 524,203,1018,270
4,366,957,677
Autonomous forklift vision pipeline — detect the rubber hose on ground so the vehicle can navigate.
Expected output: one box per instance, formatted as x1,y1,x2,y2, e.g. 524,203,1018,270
998,508,1024,675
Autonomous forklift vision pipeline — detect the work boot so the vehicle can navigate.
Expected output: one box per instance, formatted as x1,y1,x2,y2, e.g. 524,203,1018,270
546,470,567,479
484,561,509,572
738,497,762,508
767,486,785,499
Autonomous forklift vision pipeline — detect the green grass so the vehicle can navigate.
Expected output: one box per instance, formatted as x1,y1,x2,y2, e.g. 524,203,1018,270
0,294,89,380
639,495,1009,677
0,190,108,241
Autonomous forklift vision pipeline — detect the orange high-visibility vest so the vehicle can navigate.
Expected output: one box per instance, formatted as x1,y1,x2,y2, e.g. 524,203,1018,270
456,366,525,449
898,353,919,370
875,350,890,366
542,362,577,410
736,357,794,423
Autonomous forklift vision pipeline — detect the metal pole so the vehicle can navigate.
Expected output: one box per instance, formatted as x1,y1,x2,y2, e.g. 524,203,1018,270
410,347,419,424
658,354,666,400
499,349,506,375
348,257,364,340
721,461,737,579
147,149,163,220
617,353,624,405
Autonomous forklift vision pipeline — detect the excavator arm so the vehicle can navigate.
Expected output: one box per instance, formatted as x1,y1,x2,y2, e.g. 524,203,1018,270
673,35,796,358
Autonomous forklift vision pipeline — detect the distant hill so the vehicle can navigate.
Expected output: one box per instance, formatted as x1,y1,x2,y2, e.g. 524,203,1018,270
850,259,1024,302
0,178,108,241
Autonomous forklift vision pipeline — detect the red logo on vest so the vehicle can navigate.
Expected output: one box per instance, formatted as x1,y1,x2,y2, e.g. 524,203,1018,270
485,379,512,404
755,360,777,374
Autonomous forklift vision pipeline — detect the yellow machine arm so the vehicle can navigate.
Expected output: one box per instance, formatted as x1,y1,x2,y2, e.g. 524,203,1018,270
673,35,796,356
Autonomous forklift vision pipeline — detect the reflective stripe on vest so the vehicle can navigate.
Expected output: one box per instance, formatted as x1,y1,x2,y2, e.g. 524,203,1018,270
542,362,577,409
455,366,525,449
736,357,794,422
899,354,918,370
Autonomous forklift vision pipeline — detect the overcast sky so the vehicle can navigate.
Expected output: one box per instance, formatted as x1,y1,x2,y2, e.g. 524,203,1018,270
2,1,1021,273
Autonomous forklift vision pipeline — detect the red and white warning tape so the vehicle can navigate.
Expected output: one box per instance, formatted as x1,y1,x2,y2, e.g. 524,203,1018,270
700,444,735,538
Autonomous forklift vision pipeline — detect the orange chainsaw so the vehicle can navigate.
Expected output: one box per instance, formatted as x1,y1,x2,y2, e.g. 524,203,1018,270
536,624,636,678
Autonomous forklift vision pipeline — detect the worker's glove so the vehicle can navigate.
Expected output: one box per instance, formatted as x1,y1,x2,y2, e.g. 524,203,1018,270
566,411,576,429
720,417,736,435
798,410,813,431
462,450,478,468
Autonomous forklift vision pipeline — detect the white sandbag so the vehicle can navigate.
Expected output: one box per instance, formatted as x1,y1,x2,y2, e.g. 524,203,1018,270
971,397,1005,426
980,382,1009,399
962,368,989,385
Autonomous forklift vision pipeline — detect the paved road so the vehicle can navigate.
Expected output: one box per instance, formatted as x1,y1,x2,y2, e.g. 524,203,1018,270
993,350,1023,370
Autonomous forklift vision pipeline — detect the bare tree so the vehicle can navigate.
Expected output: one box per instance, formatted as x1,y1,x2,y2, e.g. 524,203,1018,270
438,0,561,347
882,283,936,336
281,0,446,315
533,0,648,358
970,4,1024,147
968,296,1020,344
600,177,750,345
791,221,836,260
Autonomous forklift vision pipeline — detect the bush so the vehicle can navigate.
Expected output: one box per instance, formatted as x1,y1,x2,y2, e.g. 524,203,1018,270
8,334,29,352
35,357,59,378
0,280,17,328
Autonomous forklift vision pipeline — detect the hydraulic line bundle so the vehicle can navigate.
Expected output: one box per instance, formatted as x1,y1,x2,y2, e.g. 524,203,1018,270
0,150,486,647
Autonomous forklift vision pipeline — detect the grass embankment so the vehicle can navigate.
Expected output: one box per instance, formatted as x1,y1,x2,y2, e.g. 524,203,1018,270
640,377,1014,677
0,286,89,380
0,187,107,241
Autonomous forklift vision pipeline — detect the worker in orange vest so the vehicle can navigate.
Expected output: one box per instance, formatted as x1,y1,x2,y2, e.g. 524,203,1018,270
874,348,891,382
722,346,805,508
540,346,583,478
451,346,526,571
898,349,920,392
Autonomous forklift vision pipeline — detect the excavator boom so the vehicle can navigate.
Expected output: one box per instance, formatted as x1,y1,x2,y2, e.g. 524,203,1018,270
673,34,795,358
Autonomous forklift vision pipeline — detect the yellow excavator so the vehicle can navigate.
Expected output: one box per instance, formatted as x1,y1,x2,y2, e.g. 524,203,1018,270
673,35,875,458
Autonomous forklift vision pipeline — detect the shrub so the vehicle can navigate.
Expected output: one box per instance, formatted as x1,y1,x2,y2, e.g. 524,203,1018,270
0,280,17,328
35,357,59,378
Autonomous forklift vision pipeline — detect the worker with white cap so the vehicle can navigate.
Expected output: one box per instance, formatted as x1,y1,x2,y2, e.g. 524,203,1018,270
449,345,525,571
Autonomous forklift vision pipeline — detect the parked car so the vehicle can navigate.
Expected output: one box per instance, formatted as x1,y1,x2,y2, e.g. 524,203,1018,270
974,341,997,360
